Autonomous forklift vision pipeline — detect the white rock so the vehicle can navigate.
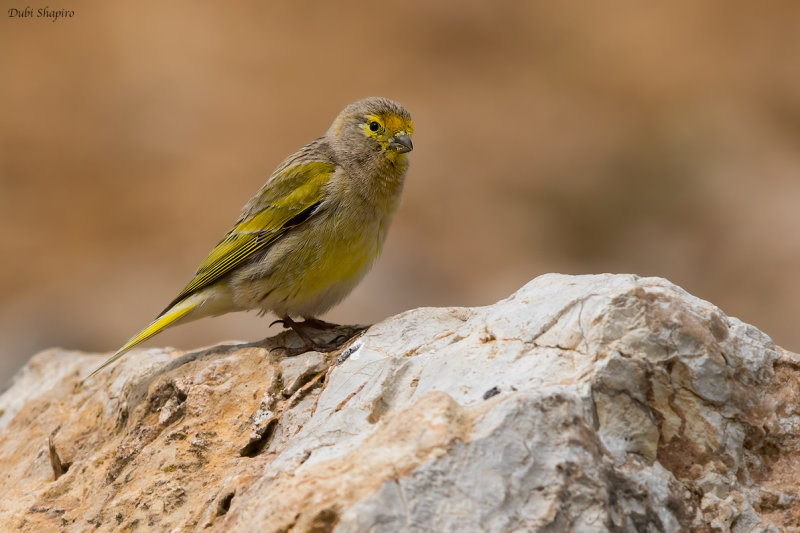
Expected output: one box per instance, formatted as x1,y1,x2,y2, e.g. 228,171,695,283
0,274,798,532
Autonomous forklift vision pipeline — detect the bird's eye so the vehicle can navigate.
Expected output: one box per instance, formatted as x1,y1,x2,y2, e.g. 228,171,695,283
369,121,380,132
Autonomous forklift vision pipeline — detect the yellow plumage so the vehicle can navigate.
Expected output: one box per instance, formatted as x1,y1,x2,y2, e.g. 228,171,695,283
87,97,413,379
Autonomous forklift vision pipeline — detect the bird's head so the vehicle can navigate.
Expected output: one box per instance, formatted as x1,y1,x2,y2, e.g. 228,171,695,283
328,97,414,165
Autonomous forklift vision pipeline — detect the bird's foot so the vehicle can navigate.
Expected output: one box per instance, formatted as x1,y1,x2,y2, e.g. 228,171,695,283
271,316,365,356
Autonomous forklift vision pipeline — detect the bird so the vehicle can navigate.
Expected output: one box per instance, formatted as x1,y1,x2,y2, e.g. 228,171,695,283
87,97,413,379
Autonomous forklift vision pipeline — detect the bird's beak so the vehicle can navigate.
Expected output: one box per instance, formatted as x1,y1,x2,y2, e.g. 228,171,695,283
388,134,413,153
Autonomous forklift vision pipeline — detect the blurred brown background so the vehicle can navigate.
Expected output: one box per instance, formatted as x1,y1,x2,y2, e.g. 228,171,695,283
2,1,799,385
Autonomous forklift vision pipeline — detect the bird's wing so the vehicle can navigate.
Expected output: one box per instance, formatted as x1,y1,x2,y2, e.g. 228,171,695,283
160,160,336,315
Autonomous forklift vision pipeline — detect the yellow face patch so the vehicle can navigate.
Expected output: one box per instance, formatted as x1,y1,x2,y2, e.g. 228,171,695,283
363,113,414,144
383,114,413,135
362,113,414,164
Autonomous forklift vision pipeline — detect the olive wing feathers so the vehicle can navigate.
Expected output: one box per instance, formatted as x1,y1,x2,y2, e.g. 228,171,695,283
160,160,335,315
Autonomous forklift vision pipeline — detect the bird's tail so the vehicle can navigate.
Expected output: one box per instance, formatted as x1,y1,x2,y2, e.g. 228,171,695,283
84,294,203,381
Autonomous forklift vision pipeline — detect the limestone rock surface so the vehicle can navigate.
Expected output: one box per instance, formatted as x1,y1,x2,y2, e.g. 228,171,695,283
1,274,798,532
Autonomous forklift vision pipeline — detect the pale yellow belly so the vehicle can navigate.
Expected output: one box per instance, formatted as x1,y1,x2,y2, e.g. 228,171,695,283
228,212,385,318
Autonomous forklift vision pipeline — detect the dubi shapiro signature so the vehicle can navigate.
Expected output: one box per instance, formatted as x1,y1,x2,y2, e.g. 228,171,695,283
8,7,75,21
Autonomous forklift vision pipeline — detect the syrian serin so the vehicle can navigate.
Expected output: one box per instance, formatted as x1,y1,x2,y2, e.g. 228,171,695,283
87,97,413,378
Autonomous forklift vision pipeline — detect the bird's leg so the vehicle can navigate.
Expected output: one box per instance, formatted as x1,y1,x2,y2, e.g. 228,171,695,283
280,316,318,346
301,317,340,330
269,317,339,330
272,316,364,356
